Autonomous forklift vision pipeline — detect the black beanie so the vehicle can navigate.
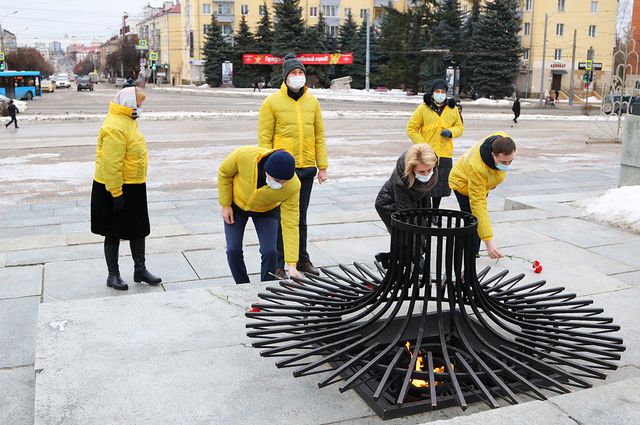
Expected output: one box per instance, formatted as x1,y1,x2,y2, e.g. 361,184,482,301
282,53,306,80
264,150,295,180
431,79,448,93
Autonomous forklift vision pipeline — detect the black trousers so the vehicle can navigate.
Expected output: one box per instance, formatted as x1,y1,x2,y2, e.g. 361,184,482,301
6,115,17,128
277,167,316,267
454,191,482,255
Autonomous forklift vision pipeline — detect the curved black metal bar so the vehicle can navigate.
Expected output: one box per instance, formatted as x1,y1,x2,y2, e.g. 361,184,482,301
245,209,625,420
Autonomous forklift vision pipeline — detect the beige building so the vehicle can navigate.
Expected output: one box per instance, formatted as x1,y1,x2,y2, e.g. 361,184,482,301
1,29,17,54
180,0,409,84
517,0,617,99
137,2,183,84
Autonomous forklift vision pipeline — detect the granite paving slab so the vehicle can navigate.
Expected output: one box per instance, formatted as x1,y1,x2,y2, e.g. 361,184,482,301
0,366,35,425
0,235,68,253
525,217,635,248
42,257,165,303
312,235,390,264
0,296,39,368
307,221,388,242
589,241,640,269
5,243,104,267
0,265,42,300
609,270,640,286
491,222,554,248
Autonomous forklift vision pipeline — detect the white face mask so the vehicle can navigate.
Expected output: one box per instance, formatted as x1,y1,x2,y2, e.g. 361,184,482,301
287,75,306,91
415,171,433,183
433,93,447,104
266,176,283,190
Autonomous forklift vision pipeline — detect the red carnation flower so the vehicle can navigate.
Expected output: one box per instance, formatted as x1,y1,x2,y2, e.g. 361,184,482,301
248,307,262,313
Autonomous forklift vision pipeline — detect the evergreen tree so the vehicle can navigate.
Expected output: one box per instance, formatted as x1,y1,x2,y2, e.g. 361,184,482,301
335,11,358,80
305,13,329,87
272,0,306,56
351,19,383,89
271,0,306,84
430,0,463,89
254,3,273,85
468,0,521,97
460,0,481,94
233,15,257,87
202,13,231,86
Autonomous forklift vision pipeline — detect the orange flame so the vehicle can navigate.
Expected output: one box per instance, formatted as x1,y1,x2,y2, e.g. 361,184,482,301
404,342,453,388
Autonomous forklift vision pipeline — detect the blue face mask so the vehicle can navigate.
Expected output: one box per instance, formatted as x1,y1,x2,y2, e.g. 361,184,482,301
496,163,510,172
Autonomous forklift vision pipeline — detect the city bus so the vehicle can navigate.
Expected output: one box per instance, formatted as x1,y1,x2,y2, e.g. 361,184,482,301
0,71,42,100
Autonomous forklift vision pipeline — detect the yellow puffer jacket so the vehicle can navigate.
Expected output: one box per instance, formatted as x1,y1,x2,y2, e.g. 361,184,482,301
258,84,328,170
406,103,464,158
218,146,301,264
448,131,511,241
94,102,147,197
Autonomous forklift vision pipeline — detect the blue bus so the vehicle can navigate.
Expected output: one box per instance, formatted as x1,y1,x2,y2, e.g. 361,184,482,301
0,71,42,100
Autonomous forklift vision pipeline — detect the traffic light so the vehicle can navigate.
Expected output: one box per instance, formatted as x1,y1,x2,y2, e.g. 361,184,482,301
151,61,156,71
588,70,594,83
0,61,5,72
583,72,589,83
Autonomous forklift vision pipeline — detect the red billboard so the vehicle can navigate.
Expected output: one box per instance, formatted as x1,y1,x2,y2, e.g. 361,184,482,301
243,53,353,65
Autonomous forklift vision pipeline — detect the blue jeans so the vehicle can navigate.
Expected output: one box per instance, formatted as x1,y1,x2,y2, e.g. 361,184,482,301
224,205,279,284
453,191,482,255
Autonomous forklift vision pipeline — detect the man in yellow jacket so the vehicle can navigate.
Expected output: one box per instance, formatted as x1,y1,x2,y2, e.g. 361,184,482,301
218,146,302,283
407,79,464,210
258,53,328,278
448,132,516,259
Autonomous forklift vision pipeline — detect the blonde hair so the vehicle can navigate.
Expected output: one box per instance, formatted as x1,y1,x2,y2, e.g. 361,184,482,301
403,144,437,188
135,88,146,103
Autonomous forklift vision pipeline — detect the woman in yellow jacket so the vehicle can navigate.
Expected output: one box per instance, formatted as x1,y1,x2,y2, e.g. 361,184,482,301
448,132,517,259
218,146,303,283
91,87,161,290
258,53,328,278
406,79,464,210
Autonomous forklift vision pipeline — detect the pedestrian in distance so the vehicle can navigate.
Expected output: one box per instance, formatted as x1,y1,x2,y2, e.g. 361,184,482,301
253,80,261,92
258,52,328,279
407,79,464,211
374,144,439,267
5,100,19,129
90,87,162,291
512,97,521,123
448,132,517,259
218,147,302,283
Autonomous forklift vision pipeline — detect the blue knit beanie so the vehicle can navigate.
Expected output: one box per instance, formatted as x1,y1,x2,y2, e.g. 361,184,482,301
265,151,295,180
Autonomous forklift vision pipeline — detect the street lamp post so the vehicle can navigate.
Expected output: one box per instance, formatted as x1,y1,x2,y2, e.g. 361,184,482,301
0,11,19,57
121,12,128,78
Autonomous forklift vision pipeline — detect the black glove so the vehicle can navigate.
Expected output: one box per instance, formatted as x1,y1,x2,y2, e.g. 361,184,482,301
440,129,452,138
113,195,125,213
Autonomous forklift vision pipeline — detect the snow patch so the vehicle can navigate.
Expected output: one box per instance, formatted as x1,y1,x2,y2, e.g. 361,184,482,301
576,186,640,233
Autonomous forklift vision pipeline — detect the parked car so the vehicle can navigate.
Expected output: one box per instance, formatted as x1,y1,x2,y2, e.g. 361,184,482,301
76,76,94,91
114,77,126,88
0,95,28,115
602,94,640,115
55,73,71,88
41,80,56,93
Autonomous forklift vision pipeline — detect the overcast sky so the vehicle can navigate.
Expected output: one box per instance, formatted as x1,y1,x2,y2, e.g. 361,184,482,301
0,0,635,49
0,0,156,47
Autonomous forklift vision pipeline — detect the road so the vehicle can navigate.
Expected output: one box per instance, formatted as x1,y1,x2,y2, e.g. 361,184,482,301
0,84,621,205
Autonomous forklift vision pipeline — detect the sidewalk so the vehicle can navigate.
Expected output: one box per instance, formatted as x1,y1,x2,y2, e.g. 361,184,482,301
1,177,639,424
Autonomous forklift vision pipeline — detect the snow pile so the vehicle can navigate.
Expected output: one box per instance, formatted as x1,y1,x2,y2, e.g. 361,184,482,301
577,185,640,234
199,83,210,88
469,98,515,107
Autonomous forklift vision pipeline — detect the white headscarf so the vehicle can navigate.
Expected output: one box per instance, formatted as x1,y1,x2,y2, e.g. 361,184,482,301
113,87,137,109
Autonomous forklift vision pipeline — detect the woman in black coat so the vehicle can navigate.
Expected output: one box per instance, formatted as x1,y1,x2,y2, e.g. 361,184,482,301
375,144,438,266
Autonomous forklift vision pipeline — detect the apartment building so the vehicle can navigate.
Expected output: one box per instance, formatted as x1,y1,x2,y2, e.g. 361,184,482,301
631,0,640,76
517,0,617,98
180,0,409,83
137,2,183,84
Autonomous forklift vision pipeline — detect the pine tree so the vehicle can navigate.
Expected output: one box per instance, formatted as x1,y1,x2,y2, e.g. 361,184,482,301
202,13,231,86
233,15,257,87
255,3,273,85
468,0,521,97
431,0,463,88
460,0,481,94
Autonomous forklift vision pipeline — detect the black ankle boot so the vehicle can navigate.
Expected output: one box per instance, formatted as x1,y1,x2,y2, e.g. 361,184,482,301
105,241,128,290
130,238,162,285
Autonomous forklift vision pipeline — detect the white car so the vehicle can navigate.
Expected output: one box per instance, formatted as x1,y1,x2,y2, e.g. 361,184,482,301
55,73,71,88
0,95,28,114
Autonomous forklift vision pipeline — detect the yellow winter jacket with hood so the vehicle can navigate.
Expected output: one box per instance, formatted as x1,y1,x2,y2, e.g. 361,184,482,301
448,131,512,242
218,146,302,264
258,83,328,170
406,92,464,159
94,88,147,198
